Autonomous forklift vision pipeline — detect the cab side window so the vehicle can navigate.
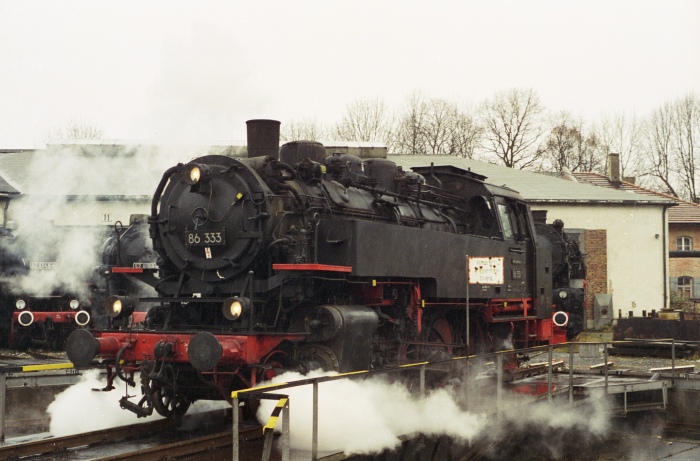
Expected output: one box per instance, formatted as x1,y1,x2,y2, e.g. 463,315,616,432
497,203,515,240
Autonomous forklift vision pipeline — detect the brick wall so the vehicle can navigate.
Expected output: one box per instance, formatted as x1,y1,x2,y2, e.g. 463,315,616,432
670,258,700,277
669,224,700,249
584,230,607,322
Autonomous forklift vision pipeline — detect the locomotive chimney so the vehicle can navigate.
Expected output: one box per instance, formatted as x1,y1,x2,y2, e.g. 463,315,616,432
608,153,621,184
246,119,281,159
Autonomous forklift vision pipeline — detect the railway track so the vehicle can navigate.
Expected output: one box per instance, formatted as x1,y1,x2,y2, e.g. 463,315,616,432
0,410,263,460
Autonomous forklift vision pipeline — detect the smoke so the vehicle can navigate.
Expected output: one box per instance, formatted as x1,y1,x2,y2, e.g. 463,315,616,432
47,369,164,436
256,371,615,457
0,141,226,302
255,370,483,455
47,369,230,436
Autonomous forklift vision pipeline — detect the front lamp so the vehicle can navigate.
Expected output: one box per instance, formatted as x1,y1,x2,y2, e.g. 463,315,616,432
183,163,212,185
105,295,137,319
222,297,251,321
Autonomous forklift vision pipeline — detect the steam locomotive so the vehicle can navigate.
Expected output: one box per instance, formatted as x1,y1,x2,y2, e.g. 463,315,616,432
66,119,585,418
0,226,92,350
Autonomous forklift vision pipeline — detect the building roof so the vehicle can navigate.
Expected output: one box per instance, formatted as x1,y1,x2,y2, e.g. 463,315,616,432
0,150,31,195
572,172,700,224
0,143,679,209
389,155,676,207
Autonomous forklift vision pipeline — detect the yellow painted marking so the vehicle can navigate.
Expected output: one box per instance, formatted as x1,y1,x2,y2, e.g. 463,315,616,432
263,398,289,433
372,279,376,287
399,361,429,368
421,300,425,308
336,370,369,377
236,192,243,200
22,363,74,372
232,381,288,399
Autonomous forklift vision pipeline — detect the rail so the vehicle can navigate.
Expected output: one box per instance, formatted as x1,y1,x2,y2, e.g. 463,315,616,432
232,339,696,461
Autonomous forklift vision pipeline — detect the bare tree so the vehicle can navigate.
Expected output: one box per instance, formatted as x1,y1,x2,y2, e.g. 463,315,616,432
46,117,104,142
393,93,481,157
594,112,646,183
281,118,328,142
448,108,482,159
393,92,429,155
542,112,603,173
672,94,700,202
644,102,680,197
480,88,546,169
333,97,393,144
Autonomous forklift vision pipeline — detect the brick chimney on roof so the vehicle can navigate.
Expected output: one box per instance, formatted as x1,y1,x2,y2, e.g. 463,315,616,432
608,153,621,184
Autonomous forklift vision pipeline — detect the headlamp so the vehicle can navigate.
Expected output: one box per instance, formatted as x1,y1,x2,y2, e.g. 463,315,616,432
105,295,137,319
183,163,212,185
222,297,250,321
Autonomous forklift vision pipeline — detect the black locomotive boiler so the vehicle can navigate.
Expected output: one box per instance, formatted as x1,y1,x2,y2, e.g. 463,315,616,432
66,119,585,418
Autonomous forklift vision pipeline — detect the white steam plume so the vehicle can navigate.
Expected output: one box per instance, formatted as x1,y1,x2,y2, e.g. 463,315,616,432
256,371,483,455
256,371,614,457
1,140,232,301
48,369,164,436
48,369,230,436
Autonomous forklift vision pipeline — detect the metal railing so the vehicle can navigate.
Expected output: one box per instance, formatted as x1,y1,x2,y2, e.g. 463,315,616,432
229,339,693,461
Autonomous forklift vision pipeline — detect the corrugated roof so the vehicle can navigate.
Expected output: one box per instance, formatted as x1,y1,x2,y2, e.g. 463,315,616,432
389,155,675,206
0,145,679,208
573,171,700,223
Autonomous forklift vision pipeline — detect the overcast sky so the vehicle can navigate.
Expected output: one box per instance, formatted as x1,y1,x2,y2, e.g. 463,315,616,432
1,0,698,148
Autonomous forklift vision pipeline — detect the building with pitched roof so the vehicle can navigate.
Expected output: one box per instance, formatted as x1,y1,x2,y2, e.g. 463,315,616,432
573,155,700,312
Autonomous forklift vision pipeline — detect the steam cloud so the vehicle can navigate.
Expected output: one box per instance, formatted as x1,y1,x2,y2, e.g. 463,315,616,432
47,369,229,436
256,371,614,457
0,141,227,302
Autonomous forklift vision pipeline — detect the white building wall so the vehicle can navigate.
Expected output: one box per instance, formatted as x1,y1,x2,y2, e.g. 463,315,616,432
10,196,150,227
52,201,151,226
533,203,669,318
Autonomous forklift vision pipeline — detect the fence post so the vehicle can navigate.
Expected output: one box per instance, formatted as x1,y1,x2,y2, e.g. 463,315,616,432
604,342,609,394
568,342,574,406
0,372,5,442
496,353,503,420
232,395,239,461
282,398,290,461
547,345,553,403
420,364,426,398
312,381,319,461
672,339,676,384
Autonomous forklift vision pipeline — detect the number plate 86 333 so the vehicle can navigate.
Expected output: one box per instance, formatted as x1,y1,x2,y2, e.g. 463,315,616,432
185,230,226,246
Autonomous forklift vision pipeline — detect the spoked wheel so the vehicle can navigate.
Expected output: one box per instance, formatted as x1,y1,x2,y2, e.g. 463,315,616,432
417,317,454,362
400,317,454,363
150,365,191,418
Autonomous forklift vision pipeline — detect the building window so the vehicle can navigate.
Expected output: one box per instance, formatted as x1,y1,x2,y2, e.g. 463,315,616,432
676,236,693,251
678,276,693,298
